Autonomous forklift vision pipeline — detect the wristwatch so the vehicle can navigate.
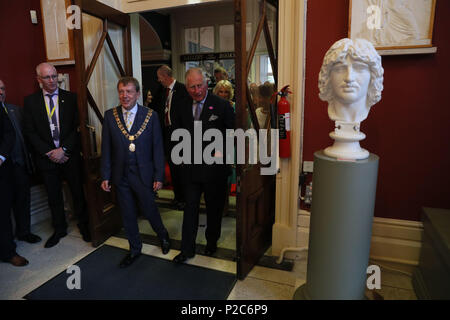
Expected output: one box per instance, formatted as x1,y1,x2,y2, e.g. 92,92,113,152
62,146,70,156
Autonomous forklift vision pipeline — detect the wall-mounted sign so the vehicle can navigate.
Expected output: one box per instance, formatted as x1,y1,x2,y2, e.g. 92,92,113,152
180,52,235,62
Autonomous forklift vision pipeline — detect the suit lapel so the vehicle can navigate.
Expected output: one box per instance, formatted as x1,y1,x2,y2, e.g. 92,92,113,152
116,106,126,130
37,91,53,142
129,105,144,135
58,90,66,138
186,97,193,122
5,105,24,144
200,95,213,122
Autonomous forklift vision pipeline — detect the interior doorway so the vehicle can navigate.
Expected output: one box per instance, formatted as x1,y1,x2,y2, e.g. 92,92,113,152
72,0,283,280
119,0,280,279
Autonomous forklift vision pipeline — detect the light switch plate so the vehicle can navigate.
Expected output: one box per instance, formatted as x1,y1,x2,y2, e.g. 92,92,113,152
303,161,314,173
30,10,38,24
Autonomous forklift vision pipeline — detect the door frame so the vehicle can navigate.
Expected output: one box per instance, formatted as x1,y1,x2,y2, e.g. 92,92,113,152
72,0,133,246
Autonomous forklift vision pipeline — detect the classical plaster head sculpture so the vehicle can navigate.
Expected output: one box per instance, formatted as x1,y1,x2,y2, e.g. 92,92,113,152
318,38,383,159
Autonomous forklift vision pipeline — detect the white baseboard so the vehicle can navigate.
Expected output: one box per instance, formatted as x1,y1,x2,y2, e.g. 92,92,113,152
296,210,423,268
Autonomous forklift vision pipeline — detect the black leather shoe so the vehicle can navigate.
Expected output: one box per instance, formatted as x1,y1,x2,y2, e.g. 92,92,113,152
3,254,29,267
18,233,42,244
44,232,67,248
204,244,217,257
177,202,186,211
170,199,179,209
119,253,141,268
160,236,171,255
173,252,194,264
78,224,91,242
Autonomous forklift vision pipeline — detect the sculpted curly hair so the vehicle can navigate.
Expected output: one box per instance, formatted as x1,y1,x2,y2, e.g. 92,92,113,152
318,38,384,110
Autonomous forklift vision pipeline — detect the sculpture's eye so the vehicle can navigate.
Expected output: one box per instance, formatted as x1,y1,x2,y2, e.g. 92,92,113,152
353,63,369,71
333,63,347,73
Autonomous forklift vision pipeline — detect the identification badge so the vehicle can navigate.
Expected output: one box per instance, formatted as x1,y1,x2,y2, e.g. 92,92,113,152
50,123,56,131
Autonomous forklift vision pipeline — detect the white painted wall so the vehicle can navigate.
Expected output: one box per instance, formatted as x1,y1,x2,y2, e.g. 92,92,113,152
96,0,123,11
130,13,143,104
122,0,225,13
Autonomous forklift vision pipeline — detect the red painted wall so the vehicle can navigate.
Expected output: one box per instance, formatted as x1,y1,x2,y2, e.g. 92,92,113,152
0,0,77,107
303,0,450,221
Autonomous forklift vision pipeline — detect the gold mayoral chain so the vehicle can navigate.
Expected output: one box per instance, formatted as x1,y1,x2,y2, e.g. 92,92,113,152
113,107,153,152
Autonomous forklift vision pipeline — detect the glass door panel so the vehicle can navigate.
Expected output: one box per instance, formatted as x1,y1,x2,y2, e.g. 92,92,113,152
83,14,124,155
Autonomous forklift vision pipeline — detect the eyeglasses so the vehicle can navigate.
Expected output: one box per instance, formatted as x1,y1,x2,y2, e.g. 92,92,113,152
40,75,58,81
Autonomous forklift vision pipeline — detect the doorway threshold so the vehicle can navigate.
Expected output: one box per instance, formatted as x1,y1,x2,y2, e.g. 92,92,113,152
114,230,294,272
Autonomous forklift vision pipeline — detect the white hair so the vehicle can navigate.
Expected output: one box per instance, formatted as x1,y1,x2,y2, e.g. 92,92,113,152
36,62,56,77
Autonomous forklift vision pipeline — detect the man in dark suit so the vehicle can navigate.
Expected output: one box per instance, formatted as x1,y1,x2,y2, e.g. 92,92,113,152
0,79,41,244
23,63,90,248
156,65,189,210
101,76,171,268
0,97,28,266
172,68,234,263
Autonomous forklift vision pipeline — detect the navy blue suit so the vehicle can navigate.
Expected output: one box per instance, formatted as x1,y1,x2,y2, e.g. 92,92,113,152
101,104,168,255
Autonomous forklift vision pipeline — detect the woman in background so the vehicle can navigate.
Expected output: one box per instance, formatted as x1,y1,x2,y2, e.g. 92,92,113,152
213,80,234,110
143,89,153,108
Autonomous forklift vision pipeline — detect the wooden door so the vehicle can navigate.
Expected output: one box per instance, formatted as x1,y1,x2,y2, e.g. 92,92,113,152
234,0,278,279
72,0,132,246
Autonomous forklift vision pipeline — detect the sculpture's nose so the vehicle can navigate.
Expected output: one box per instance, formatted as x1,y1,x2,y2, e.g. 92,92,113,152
344,66,356,83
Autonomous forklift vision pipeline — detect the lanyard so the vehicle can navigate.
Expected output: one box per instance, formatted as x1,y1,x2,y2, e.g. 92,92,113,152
44,95,58,119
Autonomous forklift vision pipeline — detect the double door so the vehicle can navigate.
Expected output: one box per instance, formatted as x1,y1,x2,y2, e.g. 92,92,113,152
73,0,278,280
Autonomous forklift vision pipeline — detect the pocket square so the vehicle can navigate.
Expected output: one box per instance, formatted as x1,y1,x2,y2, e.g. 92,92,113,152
208,114,219,121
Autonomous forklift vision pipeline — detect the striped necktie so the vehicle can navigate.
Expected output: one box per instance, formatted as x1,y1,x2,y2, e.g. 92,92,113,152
46,94,59,141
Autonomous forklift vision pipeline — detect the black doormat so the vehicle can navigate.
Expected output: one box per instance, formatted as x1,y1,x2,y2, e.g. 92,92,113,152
24,245,236,300
115,230,294,272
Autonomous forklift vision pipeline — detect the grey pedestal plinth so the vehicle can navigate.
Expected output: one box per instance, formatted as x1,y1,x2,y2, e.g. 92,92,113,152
294,151,379,300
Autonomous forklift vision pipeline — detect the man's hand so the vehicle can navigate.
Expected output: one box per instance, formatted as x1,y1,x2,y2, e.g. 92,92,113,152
101,180,111,192
153,181,163,192
46,148,68,164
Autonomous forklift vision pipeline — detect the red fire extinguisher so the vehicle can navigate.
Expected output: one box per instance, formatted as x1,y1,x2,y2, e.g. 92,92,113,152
273,85,292,158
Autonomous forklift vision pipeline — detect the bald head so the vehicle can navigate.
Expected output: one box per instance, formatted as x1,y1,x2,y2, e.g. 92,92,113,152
157,65,174,88
36,62,58,93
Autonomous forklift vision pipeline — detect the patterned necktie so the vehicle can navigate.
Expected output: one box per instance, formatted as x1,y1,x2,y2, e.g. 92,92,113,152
194,101,202,121
46,94,59,141
124,111,133,131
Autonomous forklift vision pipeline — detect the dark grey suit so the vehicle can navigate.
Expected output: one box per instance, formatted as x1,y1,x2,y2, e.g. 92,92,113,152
23,89,88,235
172,92,235,256
0,105,17,261
156,80,190,204
3,103,33,237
